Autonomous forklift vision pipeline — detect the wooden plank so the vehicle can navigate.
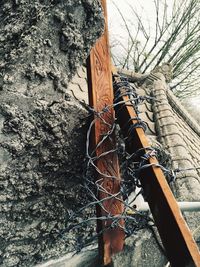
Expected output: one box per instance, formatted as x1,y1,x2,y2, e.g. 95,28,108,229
86,1,124,265
112,69,200,267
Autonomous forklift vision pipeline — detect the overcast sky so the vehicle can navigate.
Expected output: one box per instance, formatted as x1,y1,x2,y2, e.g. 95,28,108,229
107,0,170,61
107,0,174,44
107,0,200,106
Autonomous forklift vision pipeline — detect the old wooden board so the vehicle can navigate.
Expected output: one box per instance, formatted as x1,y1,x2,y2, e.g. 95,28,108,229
112,69,200,267
86,1,124,265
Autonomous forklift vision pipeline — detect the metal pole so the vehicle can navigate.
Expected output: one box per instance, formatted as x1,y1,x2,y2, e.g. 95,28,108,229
133,202,200,212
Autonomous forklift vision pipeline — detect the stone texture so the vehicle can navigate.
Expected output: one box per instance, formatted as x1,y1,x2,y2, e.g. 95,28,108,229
0,1,104,266
0,96,90,267
37,250,99,267
112,229,167,267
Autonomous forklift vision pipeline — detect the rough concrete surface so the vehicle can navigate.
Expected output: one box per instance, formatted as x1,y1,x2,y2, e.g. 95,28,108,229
36,229,168,267
0,0,103,266
112,229,167,267
36,249,98,267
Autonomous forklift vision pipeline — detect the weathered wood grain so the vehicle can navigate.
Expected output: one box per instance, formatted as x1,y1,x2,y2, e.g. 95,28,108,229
86,1,124,265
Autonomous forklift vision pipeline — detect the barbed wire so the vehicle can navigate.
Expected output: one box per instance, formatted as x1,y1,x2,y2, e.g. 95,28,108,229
62,75,200,256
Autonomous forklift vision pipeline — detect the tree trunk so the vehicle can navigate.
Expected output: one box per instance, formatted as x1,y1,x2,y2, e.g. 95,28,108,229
0,1,103,266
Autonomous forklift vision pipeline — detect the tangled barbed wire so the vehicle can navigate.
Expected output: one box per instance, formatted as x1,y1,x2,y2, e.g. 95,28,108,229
61,75,200,256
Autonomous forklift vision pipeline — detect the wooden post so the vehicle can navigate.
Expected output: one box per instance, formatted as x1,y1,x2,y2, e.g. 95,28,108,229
112,68,200,267
86,1,124,265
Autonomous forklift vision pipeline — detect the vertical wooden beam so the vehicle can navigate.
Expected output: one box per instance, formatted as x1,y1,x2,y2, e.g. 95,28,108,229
86,1,124,265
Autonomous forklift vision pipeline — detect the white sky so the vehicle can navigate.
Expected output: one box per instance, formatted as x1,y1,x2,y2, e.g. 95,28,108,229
107,0,200,105
107,0,174,30
106,0,174,64
107,0,155,32
107,0,174,48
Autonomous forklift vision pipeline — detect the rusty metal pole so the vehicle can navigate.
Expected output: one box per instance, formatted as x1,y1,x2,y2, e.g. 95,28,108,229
86,1,124,265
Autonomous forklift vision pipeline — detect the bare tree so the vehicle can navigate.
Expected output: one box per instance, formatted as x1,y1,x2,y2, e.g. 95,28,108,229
110,0,200,98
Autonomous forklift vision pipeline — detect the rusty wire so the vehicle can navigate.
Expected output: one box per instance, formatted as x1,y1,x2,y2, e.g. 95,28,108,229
62,75,198,255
